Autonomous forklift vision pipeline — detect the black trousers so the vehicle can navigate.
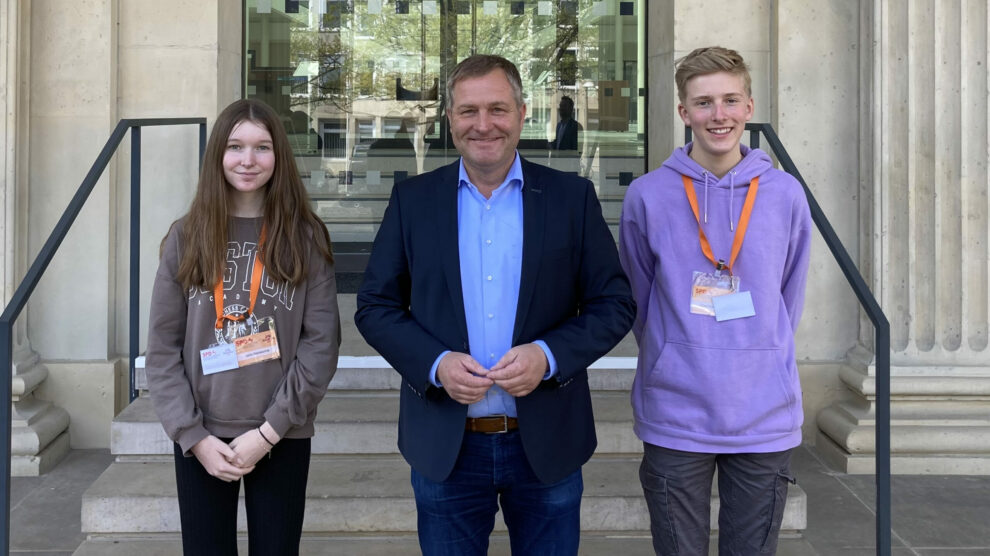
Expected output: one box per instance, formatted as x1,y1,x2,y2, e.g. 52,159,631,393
173,437,311,556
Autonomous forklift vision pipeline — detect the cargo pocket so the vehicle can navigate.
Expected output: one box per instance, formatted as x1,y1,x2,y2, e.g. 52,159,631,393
760,470,796,553
639,456,679,555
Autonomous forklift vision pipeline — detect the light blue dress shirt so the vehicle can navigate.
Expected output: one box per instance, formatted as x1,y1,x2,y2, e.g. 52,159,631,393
429,154,557,417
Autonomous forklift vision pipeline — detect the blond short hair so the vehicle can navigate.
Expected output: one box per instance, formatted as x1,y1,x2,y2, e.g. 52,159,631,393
675,46,751,103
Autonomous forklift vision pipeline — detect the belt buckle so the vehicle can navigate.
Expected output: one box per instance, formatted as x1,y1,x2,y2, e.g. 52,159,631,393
492,415,509,434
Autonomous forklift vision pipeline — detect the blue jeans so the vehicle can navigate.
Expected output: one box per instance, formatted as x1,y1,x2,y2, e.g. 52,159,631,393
639,443,794,556
410,430,583,556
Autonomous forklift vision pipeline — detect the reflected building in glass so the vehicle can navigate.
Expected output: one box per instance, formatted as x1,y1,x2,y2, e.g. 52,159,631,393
245,0,646,246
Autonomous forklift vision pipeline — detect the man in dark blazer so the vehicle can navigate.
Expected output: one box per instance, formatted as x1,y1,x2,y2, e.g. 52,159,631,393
356,55,634,556
552,95,583,151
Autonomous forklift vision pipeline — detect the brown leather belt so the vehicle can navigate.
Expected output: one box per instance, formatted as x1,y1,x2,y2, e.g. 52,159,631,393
465,415,519,434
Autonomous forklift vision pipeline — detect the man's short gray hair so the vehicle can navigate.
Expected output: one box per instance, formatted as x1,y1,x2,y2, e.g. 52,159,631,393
446,54,524,109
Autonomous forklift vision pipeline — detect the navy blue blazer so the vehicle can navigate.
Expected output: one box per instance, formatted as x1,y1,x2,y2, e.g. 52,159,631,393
355,158,635,484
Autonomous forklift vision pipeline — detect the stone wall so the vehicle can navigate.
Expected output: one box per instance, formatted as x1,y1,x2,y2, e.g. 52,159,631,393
1,0,242,450
27,0,117,360
111,0,241,357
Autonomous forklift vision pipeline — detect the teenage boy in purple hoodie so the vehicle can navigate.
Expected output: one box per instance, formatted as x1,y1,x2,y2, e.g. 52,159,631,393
619,46,812,555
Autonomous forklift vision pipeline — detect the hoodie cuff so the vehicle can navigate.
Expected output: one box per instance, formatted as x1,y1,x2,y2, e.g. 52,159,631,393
264,407,293,439
176,425,211,457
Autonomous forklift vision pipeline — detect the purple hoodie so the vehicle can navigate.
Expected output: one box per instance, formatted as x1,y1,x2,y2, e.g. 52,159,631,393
619,143,812,453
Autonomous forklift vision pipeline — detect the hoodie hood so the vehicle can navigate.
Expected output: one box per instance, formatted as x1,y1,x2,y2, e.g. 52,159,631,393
662,143,774,230
663,142,772,183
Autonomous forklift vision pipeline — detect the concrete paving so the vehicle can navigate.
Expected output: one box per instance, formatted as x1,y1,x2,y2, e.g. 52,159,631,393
10,445,990,555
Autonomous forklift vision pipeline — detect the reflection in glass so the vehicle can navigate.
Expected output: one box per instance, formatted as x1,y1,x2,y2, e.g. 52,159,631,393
245,0,646,244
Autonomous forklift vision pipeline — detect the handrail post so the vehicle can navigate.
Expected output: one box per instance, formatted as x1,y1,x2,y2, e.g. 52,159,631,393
199,122,207,169
876,320,891,555
752,122,892,556
129,125,141,403
0,117,204,556
0,321,12,555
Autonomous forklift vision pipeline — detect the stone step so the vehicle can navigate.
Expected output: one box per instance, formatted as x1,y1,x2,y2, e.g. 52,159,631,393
73,533,660,555
133,355,637,392
73,534,818,556
112,391,643,456
80,456,807,535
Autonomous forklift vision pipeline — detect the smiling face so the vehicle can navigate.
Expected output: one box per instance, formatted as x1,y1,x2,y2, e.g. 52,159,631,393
223,119,275,215
678,71,754,175
448,69,526,189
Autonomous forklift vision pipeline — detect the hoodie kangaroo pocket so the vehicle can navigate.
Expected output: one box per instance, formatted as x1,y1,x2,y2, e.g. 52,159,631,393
643,341,799,439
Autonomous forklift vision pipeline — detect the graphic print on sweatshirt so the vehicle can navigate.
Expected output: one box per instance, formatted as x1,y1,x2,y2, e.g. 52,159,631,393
187,240,297,345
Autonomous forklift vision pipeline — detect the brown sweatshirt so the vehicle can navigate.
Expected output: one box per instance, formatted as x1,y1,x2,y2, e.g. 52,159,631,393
145,216,340,454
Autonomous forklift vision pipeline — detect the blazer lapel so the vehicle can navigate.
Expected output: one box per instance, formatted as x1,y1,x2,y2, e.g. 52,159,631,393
437,163,469,344
513,159,546,344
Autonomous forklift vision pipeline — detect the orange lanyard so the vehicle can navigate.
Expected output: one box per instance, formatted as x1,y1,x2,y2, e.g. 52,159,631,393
214,226,266,330
681,174,759,276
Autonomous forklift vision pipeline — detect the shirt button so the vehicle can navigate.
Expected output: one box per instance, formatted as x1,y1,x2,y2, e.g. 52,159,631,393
485,204,491,211
486,239,492,245
490,353,495,359
486,275,493,281
488,313,494,319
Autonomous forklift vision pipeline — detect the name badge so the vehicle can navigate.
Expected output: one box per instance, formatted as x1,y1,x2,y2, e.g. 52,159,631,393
200,316,281,376
712,291,757,321
200,343,239,375
690,271,739,316
235,328,280,367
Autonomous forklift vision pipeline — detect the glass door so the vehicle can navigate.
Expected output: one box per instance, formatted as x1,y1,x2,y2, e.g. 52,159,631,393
245,0,646,290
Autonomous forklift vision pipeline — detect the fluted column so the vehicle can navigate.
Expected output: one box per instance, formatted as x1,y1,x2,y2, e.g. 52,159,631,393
1,0,70,475
817,0,990,474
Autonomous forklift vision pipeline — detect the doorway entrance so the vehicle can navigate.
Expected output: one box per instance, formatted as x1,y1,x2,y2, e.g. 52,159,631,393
244,0,647,290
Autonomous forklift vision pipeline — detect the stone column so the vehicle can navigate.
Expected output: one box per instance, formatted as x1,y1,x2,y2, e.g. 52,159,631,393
1,0,70,476
817,0,990,474
646,0,675,171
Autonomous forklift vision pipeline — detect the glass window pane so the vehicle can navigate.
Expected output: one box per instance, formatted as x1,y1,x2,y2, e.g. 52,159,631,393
245,0,647,276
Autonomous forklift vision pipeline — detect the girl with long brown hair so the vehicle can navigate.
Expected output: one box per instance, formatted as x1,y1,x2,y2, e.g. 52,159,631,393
145,98,339,555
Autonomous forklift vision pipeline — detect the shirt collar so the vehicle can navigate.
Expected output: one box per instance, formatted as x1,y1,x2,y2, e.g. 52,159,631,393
458,152,523,194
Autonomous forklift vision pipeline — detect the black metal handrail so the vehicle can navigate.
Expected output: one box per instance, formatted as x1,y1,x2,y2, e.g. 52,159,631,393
0,117,206,554
686,123,891,555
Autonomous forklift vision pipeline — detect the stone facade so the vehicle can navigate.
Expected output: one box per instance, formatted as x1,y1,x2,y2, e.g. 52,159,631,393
0,0,241,470
0,0,987,474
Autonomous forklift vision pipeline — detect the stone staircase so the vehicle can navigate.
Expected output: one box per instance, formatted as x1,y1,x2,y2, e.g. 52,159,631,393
75,357,807,555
